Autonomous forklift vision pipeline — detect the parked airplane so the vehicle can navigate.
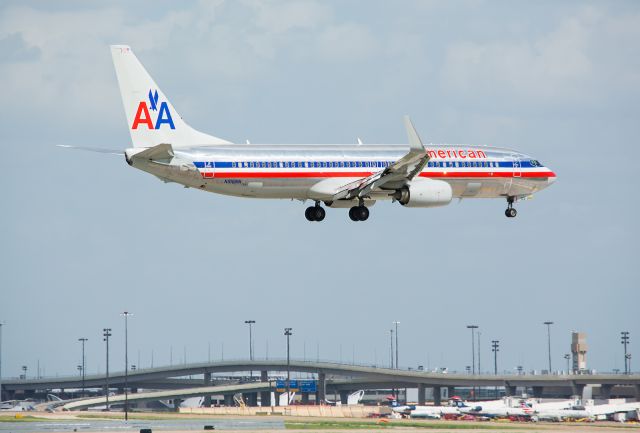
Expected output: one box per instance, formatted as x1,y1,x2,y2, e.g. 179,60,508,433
109,45,556,221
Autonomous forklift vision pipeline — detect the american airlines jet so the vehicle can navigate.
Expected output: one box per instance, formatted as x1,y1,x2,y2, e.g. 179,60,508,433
110,45,556,222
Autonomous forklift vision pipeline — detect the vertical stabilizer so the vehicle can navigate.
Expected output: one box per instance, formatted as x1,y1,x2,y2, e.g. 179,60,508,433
110,45,231,148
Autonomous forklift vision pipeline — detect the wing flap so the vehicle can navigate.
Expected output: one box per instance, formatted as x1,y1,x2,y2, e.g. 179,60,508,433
332,116,430,200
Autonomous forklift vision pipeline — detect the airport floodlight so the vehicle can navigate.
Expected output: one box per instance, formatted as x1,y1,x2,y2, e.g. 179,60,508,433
393,321,400,370
543,322,554,373
491,340,500,375
491,340,500,398
78,338,88,396
564,353,571,374
245,320,256,379
466,325,478,374
121,312,133,420
389,329,394,369
103,328,112,410
621,332,630,374
21,365,27,380
284,328,293,403
0,322,4,400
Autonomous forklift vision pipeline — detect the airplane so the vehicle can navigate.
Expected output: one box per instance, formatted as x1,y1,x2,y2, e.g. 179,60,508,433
535,400,640,422
106,45,556,222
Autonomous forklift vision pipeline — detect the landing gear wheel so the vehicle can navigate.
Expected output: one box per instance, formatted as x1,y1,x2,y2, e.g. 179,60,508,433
314,206,326,221
349,207,359,221
305,207,315,221
505,208,517,218
349,206,369,221
357,206,369,221
305,205,325,222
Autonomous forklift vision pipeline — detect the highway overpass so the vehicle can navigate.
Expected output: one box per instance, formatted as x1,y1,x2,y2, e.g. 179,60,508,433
3,359,639,405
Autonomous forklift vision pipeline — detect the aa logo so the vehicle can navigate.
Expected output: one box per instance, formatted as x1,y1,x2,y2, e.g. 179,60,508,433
131,89,175,130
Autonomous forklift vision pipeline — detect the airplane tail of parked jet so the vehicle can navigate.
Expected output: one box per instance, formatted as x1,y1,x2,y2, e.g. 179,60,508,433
110,45,231,148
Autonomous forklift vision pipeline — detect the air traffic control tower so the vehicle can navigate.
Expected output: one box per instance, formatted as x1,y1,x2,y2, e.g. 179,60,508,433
571,332,588,372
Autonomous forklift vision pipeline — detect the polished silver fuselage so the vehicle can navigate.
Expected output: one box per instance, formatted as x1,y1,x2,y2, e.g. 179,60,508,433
129,143,556,202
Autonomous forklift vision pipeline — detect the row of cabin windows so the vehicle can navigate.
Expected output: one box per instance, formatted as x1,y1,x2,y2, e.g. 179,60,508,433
229,160,502,169
232,161,391,169
427,160,500,168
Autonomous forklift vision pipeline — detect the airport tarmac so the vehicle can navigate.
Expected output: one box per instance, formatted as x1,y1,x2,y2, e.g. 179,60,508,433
1,412,638,433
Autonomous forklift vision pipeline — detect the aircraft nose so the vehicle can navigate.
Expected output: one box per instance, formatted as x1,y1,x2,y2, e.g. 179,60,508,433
547,170,557,185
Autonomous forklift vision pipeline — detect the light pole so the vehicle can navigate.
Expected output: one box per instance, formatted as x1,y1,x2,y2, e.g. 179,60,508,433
21,365,27,380
543,321,553,373
393,321,400,369
491,340,499,375
78,338,88,396
621,332,630,374
103,328,112,411
466,325,478,374
284,328,292,405
564,353,570,374
245,320,255,379
477,331,481,375
0,322,4,402
121,312,133,420
491,340,499,398
467,325,478,401
389,329,394,369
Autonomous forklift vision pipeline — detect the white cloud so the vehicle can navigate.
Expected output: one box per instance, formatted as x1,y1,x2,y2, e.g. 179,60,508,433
440,5,640,107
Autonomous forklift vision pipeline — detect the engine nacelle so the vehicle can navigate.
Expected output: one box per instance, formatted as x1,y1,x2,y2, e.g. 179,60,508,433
394,179,453,207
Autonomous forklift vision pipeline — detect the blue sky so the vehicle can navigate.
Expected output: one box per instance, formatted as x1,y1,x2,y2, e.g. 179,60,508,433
1,0,638,379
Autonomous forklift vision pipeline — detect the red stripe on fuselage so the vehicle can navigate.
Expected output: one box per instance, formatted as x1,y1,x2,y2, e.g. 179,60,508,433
202,171,556,179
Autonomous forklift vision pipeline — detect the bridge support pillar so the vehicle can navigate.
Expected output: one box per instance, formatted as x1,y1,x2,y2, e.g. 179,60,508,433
301,393,309,404
224,394,234,406
532,386,543,398
433,386,442,406
446,386,455,400
504,382,516,397
260,371,271,406
339,390,349,405
243,392,258,406
317,372,326,404
571,382,585,399
599,384,613,399
173,398,182,412
275,392,282,406
203,372,212,407
635,385,640,399
417,384,426,405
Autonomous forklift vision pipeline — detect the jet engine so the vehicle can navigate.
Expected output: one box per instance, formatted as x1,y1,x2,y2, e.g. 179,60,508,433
393,179,453,207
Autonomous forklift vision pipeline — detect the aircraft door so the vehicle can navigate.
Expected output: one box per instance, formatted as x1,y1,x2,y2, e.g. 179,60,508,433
511,154,522,178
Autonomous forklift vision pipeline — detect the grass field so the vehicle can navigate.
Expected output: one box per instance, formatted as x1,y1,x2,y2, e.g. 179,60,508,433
0,415,50,422
284,419,528,430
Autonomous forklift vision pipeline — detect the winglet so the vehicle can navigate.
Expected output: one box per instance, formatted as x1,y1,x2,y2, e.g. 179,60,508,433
403,115,425,151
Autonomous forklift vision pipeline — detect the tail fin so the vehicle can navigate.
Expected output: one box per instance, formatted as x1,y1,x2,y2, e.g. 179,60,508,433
110,45,231,148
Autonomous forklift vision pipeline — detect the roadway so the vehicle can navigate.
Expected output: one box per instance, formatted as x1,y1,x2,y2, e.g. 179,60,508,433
61,382,273,411
3,359,639,399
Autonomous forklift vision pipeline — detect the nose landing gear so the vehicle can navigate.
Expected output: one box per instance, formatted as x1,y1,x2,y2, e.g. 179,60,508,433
505,197,517,218
305,202,326,222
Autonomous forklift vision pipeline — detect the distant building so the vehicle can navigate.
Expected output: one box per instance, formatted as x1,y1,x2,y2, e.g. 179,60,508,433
571,332,588,372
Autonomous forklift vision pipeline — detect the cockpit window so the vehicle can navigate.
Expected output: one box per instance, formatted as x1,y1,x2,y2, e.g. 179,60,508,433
530,160,542,167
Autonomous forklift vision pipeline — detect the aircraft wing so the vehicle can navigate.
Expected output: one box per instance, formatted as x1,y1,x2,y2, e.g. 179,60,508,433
332,116,430,200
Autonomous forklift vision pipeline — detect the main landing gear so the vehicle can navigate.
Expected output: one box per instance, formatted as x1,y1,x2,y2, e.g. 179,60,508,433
305,202,325,222
349,205,369,222
505,196,517,218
